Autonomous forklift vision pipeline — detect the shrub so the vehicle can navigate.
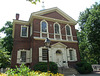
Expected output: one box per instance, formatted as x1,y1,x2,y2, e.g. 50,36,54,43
76,61,93,74
6,64,30,76
33,62,58,74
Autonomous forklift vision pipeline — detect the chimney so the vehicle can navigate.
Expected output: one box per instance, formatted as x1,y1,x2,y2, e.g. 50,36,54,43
16,13,19,20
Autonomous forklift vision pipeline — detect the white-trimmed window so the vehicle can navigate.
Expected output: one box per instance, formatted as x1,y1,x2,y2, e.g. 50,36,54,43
55,24,60,34
54,22,62,39
21,51,26,62
67,48,77,61
69,50,73,60
30,23,32,36
65,25,73,41
39,47,51,62
42,49,47,60
21,25,28,37
40,20,49,38
17,49,31,64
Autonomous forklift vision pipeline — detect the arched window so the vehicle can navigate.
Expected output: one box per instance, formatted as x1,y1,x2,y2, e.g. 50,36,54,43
66,26,71,35
42,21,47,32
55,24,59,34
56,50,62,54
65,25,73,41
40,20,49,38
54,23,62,39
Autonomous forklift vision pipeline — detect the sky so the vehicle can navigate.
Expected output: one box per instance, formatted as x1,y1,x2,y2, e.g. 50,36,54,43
0,0,100,37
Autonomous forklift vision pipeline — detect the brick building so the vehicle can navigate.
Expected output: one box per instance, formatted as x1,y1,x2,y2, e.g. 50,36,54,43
11,7,80,69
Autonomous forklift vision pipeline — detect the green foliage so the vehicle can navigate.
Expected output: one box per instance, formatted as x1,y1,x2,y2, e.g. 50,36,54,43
28,0,40,4
6,64,30,76
76,61,93,74
0,21,13,54
78,2,100,64
33,62,58,74
0,39,10,68
0,49,10,68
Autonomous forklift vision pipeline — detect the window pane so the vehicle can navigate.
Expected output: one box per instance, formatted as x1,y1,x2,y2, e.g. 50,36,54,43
42,49,47,60
55,24,59,34
66,26,70,35
22,27,27,36
21,51,26,62
42,22,47,32
69,50,73,60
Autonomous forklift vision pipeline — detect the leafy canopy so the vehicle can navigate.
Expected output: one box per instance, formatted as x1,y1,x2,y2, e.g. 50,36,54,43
78,2,100,64
0,21,13,54
28,0,40,4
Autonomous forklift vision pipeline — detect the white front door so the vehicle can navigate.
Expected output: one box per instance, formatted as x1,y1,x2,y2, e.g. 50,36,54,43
56,50,63,67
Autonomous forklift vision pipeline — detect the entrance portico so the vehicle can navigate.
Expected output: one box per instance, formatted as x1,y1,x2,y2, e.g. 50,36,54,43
50,42,68,68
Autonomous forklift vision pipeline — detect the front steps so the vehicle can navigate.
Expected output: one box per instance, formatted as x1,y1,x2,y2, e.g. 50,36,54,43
58,67,79,76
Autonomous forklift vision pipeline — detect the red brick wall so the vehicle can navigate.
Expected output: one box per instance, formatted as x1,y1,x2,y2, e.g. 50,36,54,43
31,40,80,69
42,11,68,21
11,12,79,68
11,24,31,68
33,18,77,41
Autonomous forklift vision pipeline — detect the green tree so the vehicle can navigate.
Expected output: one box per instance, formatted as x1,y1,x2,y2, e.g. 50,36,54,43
0,39,10,68
78,2,100,64
28,0,40,4
0,21,13,54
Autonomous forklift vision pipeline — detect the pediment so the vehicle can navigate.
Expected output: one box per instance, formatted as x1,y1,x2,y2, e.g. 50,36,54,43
32,7,77,25
51,42,67,48
41,11,68,21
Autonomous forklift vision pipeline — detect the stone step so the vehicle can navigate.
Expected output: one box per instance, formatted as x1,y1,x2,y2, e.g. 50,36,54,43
58,67,79,75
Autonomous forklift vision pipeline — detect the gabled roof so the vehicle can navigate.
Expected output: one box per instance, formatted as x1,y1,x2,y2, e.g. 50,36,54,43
31,7,77,25
51,42,67,48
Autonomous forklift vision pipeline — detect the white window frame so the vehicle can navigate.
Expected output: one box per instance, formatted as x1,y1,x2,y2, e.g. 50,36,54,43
40,20,49,38
17,49,31,64
54,22,62,40
21,25,28,37
39,47,51,62
67,48,77,61
30,23,32,36
65,24,73,41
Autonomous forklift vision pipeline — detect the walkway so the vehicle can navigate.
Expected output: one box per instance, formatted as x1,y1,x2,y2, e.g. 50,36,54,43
66,72,100,76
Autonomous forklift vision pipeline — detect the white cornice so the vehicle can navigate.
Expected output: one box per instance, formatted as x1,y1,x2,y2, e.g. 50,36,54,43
32,15,76,25
12,20,29,38
13,19,29,25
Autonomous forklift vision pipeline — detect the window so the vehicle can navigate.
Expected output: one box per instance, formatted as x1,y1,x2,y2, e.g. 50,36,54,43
54,23,62,39
21,51,26,62
21,26,28,37
67,48,77,61
55,24,59,34
40,20,49,38
69,50,73,60
66,26,70,35
17,50,31,63
65,25,73,41
42,49,47,60
56,50,61,54
42,21,47,32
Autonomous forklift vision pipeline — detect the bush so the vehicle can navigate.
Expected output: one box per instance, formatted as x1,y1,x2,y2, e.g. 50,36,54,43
76,61,93,74
6,64,30,76
5,63,63,76
33,62,58,74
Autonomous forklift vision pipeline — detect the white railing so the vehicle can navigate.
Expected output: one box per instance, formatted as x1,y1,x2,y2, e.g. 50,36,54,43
92,64,100,71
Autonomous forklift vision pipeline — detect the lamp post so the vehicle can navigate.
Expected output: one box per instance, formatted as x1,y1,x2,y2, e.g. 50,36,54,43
44,38,51,72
